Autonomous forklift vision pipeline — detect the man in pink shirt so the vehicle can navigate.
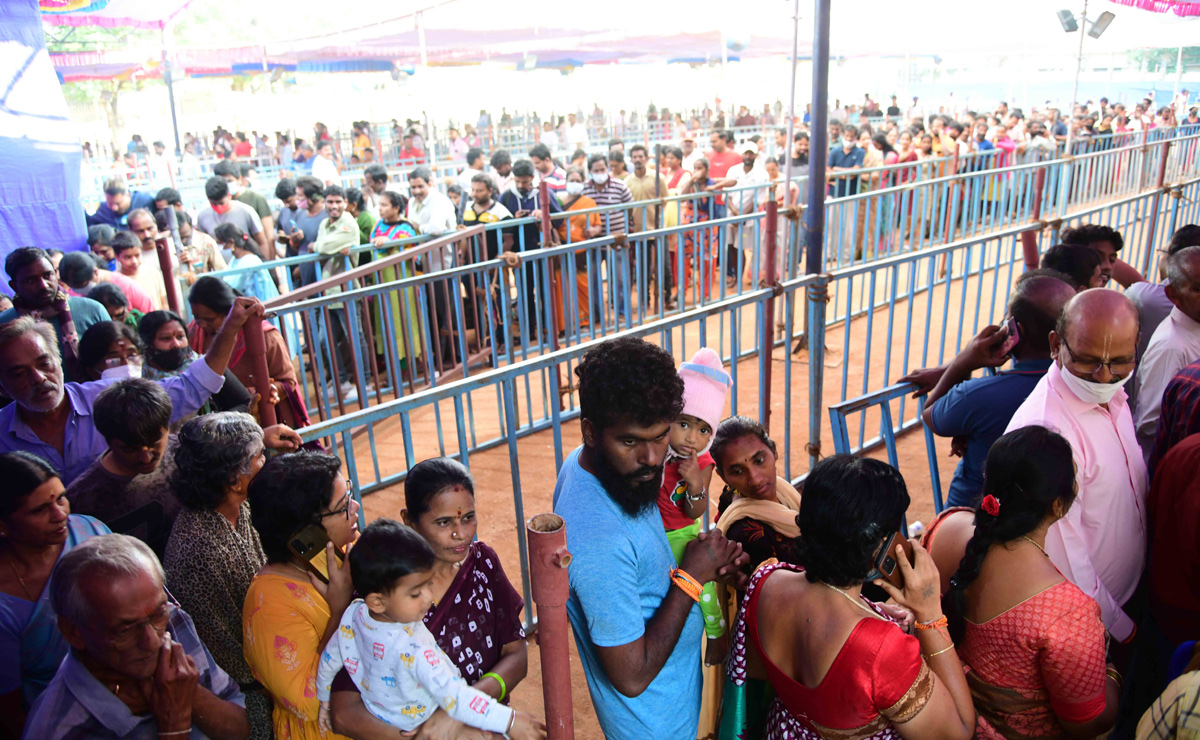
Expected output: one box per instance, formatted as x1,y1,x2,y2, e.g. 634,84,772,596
1005,288,1146,643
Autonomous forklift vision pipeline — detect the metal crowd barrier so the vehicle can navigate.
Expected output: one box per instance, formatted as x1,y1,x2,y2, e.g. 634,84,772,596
287,130,1200,633
179,132,1198,427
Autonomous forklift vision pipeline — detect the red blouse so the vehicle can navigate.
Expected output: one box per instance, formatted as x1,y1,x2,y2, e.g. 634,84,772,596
732,563,934,739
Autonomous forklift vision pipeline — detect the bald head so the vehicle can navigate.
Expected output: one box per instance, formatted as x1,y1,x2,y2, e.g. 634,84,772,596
1009,274,1076,357
1052,289,1139,383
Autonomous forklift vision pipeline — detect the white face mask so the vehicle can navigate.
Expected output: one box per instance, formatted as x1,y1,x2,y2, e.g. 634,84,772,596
565,181,585,195
101,363,142,381
590,172,608,185
1056,360,1131,405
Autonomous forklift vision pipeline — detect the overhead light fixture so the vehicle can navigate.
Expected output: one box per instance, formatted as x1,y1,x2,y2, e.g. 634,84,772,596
1089,11,1115,38
1057,9,1079,32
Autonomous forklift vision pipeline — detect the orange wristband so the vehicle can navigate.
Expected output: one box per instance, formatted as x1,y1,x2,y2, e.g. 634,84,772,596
915,615,948,631
671,568,703,602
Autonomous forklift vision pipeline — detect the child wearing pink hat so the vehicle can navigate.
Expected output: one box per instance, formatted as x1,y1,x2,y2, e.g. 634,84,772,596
656,347,732,646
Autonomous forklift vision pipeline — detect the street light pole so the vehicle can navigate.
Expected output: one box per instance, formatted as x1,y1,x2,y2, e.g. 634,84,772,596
1064,0,1088,157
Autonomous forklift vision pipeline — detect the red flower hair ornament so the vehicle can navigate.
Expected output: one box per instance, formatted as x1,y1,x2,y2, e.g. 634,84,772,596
981,494,1001,516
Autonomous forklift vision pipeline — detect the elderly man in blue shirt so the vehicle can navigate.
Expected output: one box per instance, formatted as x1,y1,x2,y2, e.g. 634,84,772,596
24,534,248,739
901,271,1075,507
0,296,264,485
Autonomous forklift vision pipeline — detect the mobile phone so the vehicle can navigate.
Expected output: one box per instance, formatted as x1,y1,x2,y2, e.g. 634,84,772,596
999,316,1020,357
287,524,344,583
875,531,915,589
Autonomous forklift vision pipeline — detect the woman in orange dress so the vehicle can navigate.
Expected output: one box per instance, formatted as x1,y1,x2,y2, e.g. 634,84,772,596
554,166,602,330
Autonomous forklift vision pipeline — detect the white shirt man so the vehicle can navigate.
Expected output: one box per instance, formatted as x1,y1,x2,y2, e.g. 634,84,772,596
1132,247,1200,462
311,146,340,186
407,186,458,271
727,145,770,216
566,116,589,149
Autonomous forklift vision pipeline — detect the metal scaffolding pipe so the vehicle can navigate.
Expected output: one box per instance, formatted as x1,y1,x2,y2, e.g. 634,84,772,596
526,513,573,740
806,0,832,274
761,198,779,427
1021,165,1048,269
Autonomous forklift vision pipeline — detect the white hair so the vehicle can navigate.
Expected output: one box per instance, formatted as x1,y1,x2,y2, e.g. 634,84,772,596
1166,246,1200,290
50,534,163,626
0,316,60,365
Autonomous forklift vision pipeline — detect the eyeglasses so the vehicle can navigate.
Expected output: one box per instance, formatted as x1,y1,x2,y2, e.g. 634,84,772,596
1061,337,1136,377
108,602,171,649
318,482,355,521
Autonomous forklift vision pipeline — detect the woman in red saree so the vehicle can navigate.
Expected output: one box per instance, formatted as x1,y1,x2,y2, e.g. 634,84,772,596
947,426,1119,739
188,276,311,430
327,457,528,737
727,454,975,740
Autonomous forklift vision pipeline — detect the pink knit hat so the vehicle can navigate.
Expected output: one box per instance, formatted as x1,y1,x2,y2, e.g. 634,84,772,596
679,347,733,435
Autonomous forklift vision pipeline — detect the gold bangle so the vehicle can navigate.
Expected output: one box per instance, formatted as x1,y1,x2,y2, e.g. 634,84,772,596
922,644,955,660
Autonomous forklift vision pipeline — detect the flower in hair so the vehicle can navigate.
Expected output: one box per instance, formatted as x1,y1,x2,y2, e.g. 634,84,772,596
981,494,1001,516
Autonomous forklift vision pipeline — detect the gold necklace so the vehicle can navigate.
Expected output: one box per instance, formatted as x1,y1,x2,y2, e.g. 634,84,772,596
1022,535,1048,557
5,553,34,601
820,581,882,621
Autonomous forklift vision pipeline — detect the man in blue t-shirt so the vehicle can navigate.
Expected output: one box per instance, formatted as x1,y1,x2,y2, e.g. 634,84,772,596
827,126,867,263
901,272,1075,507
553,337,747,740
85,178,157,231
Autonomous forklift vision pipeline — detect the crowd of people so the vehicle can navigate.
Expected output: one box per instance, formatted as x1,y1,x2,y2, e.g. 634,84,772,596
0,221,1199,740
550,216,1200,740
71,92,1200,388
0,88,1197,739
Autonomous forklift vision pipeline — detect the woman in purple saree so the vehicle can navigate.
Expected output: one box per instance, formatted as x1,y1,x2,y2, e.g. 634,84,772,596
327,458,529,738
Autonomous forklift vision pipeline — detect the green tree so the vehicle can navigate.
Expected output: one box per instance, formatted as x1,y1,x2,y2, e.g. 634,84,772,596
45,24,160,151
1126,46,1200,75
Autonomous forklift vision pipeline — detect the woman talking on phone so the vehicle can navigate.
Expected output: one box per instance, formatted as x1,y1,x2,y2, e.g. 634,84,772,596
728,454,975,740
243,451,360,740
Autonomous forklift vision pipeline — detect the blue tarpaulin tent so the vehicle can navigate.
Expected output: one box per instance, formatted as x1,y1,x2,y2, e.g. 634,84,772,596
1,0,86,289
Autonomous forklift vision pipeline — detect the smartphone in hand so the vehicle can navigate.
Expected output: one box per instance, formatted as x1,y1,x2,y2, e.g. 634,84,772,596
874,531,915,589
287,524,345,582
998,316,1021,357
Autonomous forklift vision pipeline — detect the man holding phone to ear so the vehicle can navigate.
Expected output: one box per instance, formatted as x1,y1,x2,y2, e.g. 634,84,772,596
899,272,1075,507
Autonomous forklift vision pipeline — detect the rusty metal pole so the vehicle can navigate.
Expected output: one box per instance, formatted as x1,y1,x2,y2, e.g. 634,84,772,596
154,234,181,314
1141,138,1173,278
526,513,574,740
1021,165,1047,270
242,317,278,427
760,196,779,427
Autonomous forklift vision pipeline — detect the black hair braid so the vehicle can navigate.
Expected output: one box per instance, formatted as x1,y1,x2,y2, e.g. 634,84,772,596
947,426,1076,641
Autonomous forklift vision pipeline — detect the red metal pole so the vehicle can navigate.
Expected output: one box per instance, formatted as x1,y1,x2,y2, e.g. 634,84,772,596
242,317,278,427
526,513,574,740
1021,165,1047,270
154,235,181,314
